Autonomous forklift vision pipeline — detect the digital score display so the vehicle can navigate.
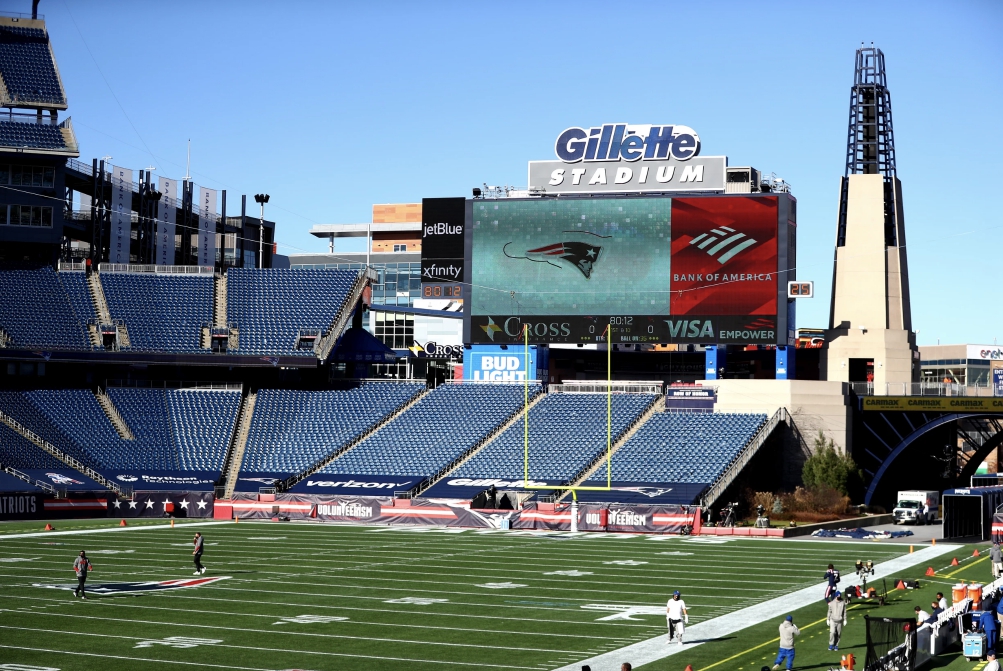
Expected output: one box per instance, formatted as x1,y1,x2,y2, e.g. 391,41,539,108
468,196,787,345
422,283,463,299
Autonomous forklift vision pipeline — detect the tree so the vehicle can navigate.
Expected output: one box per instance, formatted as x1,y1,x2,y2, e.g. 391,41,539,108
802,431,863,498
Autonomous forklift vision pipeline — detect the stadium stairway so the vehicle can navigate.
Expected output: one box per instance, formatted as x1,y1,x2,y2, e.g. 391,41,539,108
95,387,134,440
87,271,131,348
221,390,258,499
699,407,798,508
415,387,548,496
0,406,128,496
315,271,368,360
279,384,432,491
558,393,665,501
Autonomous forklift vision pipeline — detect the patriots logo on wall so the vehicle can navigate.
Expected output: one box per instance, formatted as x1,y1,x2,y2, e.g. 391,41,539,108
611,486,674,498
34,576,228,594
504,232,608,279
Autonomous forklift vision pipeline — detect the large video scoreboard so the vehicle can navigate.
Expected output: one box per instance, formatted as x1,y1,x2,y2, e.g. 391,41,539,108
422,194,796,346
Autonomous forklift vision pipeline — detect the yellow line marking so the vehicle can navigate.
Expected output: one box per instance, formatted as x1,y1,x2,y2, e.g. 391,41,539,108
945,556,988,578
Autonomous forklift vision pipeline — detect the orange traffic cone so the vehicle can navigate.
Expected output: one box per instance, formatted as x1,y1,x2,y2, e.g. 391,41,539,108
974,549,980,557
43,523,53,531
926,567,936,576
895,580,907,589
684,666,694,671
951,557,960,566
119,519,127,527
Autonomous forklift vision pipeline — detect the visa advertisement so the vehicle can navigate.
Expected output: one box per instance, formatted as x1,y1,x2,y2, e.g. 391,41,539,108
468,196,784,345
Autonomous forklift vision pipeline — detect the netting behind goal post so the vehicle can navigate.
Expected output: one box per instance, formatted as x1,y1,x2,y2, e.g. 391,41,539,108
864,615,916,671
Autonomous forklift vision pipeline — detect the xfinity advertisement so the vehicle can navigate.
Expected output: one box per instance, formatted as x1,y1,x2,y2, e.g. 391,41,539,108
468,196,783,344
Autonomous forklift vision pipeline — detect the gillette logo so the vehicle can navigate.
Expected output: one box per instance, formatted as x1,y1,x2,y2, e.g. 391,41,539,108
555,124,700,163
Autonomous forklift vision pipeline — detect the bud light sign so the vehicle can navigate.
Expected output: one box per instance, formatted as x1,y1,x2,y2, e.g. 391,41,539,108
463,345,537,382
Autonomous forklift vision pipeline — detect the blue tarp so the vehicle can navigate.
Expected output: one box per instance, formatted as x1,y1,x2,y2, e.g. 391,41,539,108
811,527,914,539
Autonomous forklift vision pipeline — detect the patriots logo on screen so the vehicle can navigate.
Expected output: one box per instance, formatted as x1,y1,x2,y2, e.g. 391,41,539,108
504,233,608,279
688,225,759,264
33,576,229,594
45,472,83,485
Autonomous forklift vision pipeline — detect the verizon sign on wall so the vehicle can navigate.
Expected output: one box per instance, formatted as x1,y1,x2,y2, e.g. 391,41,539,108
529,123,726,194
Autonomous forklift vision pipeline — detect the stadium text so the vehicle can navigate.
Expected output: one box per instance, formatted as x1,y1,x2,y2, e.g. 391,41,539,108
304,479,409,489
608,510,648,526
673,273,773,282
424,222,461,236
471,355,529,381
548,164,705,187
422,264,462,280
664,319,715,338
446,478,550,488
1,494,37,514
317,503,374,518
555,124,700,163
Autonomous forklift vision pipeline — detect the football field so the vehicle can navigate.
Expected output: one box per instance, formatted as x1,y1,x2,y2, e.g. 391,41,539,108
0,520,969,670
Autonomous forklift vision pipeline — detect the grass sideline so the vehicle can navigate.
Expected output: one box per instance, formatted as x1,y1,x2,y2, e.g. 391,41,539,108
0,520,985,670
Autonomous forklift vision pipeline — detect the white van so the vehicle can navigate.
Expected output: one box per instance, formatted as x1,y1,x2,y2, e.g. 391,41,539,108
893,490,939,524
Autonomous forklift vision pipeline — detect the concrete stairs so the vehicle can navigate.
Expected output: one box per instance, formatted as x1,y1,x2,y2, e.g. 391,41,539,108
221,390,257,499
95,388,134,440
415,388,548,496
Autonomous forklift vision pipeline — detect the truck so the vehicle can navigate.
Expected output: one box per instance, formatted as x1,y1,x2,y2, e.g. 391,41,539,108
893,490,940,525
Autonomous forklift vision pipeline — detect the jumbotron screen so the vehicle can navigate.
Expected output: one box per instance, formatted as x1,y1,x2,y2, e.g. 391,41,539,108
468,195,789,344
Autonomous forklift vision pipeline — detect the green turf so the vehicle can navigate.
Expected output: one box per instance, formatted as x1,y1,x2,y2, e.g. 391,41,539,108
0,520,987,670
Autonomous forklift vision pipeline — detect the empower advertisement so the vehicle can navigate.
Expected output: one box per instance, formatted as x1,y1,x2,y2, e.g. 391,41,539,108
198,187,217,267
110,166,132,264
469,196,781,344
156,176,177,266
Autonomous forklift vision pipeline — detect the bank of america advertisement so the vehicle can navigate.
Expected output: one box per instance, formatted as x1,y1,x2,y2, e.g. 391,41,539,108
468,196,783,344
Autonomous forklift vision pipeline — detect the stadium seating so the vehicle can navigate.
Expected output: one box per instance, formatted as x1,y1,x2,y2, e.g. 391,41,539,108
60,271,96,326
102,273,212,352
226,268,359,355
0,267,91,349
321,383,542,478
0,388,240,471
609,412,768,484
451,392,657,482
0,119,67,149
0,25,65,106
0,421,64,469
241,383,425,474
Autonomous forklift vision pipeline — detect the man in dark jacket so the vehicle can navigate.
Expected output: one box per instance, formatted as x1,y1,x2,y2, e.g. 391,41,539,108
192,532,205,575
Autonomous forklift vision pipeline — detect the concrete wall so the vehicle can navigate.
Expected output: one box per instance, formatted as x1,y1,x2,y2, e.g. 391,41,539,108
701,379,852,453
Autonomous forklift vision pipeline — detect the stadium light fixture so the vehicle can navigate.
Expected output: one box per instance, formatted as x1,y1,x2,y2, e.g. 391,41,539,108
254,194,270,269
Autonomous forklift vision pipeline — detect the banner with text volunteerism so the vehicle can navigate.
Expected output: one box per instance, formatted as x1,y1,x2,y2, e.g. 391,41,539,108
110,166,133,264
156,176,177,266
198,187,217,267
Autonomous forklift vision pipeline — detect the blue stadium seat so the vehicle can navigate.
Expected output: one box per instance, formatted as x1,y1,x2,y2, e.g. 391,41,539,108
0,119,66,149
0,268,92,349
102,273,212,352
451,392,657,483
321,383,542,478
241,382,425,474
0,421,64,469
0,25,65,106
226,268,359,355
608,412,768,484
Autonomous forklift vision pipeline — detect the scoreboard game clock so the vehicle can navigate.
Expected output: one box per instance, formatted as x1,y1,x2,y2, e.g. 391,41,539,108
421,283,463,299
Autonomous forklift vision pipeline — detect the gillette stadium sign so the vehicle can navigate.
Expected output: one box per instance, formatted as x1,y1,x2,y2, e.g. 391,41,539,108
529,123,725,194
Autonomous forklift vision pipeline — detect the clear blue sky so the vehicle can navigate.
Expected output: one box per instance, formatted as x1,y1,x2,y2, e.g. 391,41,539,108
32,0,1002,345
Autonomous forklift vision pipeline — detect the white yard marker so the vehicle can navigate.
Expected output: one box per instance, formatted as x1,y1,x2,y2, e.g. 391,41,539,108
273,615,348,625
543,570,593,576
475,582,527,589
134,636,222,649
384,596,450,605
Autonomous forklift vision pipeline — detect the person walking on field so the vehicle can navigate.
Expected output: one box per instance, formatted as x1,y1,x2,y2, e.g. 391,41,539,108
192,532,206,575
72,550,92,599
827,591,847,651
665,590,689,645
772,615,799,671
991,542,1003,580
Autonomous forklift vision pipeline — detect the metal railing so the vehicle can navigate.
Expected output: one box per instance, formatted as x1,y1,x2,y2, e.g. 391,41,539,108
105,379,242,391
56,260,85,271
0,410,129,497
700,407,787,508
549,381,663,394
97,263,214,275
850,381,998,397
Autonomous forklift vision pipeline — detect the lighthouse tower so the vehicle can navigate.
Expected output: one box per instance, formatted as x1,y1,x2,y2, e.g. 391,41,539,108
821,46,918,388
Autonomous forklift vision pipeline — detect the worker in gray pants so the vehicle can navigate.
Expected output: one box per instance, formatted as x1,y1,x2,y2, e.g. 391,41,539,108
827,591,847,651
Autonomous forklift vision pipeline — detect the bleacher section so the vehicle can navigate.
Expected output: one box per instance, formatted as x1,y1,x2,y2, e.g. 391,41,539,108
240,383,424,474
0,267,91,348
320,383,542,478
226,268,359,355
0,421,63,469
0,25,65,106
102,273,212,352
0,119,67,149
0,388,240,471
451,393,657,482
608,412,768,484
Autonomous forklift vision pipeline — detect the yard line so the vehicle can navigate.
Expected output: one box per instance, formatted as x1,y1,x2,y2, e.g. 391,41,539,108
12,609,584,654
550,543,960,671
0,520,231,539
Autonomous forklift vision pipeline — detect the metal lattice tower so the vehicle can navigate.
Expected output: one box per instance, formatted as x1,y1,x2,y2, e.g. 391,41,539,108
836,45,898,247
